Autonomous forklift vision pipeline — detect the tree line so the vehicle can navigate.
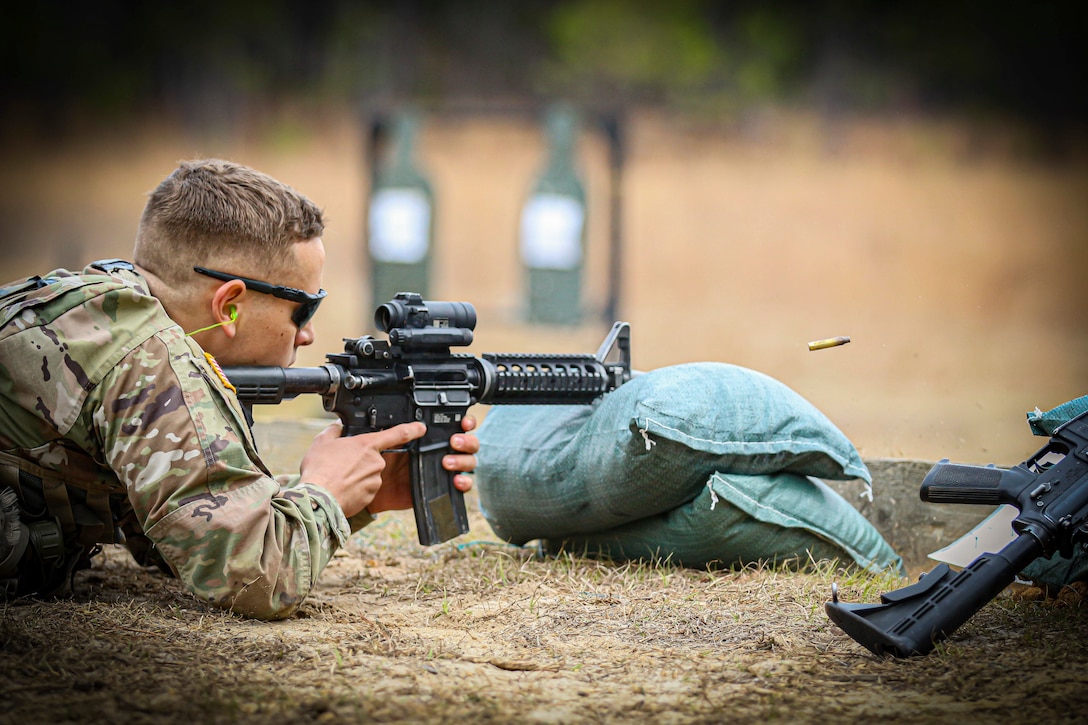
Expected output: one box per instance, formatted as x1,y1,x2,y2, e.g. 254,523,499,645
3,0,1084,131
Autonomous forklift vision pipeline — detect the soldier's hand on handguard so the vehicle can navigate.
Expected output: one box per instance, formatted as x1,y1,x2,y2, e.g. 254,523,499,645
298,416,479,518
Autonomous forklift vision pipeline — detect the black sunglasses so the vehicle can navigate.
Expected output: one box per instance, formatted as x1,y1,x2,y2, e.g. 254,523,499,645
193,266,327,328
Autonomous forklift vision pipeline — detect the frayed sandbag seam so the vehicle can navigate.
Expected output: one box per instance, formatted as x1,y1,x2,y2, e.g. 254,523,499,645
707,472,875,571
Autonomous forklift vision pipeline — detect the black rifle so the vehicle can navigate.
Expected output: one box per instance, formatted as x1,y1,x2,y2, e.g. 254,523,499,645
825,410,1088,657
224,293,632,546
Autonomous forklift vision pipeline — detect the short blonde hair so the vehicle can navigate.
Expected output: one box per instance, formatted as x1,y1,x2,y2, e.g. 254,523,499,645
134,159,324,286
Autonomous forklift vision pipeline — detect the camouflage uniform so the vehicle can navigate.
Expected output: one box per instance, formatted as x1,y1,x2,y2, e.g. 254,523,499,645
0,261,370,619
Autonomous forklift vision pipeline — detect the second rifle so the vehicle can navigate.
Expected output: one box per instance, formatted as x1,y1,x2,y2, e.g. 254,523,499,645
826,409,1088,657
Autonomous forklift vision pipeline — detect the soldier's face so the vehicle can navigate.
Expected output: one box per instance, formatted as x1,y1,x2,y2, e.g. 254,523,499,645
219,238,325,367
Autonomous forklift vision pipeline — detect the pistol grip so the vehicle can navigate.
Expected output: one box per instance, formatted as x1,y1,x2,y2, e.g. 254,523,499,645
921,459,1005,505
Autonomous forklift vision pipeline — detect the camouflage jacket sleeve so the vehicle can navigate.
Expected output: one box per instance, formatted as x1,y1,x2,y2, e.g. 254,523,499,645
97,323,357,620
2,266,362,618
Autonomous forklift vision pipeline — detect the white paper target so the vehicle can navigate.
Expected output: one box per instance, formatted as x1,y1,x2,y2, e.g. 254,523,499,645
519,193,584,270
368,188,431,264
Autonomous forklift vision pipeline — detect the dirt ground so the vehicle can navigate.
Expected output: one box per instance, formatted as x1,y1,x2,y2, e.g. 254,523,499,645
2,108,1087,722
3,493,1087,725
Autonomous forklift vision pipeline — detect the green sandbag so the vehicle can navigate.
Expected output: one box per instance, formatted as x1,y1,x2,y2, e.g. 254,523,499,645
476,362,901,573
1026,395,1088,436
545,472,904,574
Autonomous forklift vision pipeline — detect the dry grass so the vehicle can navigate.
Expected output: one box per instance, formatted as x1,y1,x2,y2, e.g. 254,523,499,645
3,493,1086,724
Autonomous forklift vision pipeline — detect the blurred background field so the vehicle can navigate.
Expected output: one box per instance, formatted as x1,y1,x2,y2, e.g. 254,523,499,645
2,1,1085,467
